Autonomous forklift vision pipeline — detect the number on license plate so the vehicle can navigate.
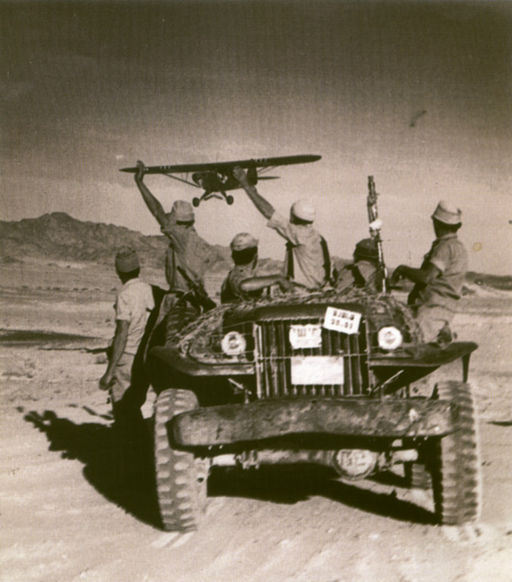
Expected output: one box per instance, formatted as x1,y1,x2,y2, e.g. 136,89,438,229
323,307,361,335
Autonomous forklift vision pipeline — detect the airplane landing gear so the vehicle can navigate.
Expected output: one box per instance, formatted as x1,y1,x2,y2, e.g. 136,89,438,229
193,192,234,207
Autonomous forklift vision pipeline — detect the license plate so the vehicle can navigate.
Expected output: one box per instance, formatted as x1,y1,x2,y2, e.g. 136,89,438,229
323,307,361,335
291,356,344,385
289,324,322,349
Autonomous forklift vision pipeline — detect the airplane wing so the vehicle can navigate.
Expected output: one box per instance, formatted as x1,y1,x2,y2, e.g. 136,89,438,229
120,154,321,175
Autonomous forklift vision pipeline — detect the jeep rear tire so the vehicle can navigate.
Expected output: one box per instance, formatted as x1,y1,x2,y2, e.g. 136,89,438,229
431,381,482,525
154,389,209,531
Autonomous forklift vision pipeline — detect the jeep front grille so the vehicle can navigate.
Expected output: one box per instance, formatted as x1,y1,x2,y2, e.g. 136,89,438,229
254,318,369,399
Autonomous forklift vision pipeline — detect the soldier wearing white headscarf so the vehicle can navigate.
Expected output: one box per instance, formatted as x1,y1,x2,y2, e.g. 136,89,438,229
233,167,331,290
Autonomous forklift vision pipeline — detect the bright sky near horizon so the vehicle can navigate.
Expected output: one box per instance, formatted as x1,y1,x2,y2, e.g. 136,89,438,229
1,1,511,274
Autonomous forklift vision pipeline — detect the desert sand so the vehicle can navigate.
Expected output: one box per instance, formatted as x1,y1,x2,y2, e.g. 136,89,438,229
1,259,511,582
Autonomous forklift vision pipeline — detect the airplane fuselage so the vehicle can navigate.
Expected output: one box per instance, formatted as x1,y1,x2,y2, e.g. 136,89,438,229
192,171,231,193
191,168,257,193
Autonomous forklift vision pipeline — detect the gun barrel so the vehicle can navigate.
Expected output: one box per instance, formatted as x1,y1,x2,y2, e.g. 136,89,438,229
366,175,387,294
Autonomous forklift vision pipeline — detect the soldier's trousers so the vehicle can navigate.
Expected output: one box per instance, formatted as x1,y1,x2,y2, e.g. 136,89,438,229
414,304,455,344
109,352,148,443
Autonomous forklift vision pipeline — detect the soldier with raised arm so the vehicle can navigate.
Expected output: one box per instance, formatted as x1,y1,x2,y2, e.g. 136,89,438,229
134,161,215,341
233,167,331,291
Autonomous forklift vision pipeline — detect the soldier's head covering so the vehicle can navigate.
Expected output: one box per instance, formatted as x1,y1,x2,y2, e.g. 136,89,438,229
290,199,315,223
353,238,378,261
115,246,139,273
431,200,462,225
169,200,195,222
230,232,258,252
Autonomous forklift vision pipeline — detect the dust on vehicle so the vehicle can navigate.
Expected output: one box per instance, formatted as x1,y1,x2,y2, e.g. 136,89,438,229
147,283,481,532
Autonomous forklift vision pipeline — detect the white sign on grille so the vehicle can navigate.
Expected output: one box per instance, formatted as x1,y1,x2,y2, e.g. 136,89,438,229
289,324,322,349
291,356,344,385
323,306,361,335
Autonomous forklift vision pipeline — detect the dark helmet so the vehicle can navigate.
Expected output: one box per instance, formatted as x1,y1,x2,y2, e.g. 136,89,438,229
354,238,378,261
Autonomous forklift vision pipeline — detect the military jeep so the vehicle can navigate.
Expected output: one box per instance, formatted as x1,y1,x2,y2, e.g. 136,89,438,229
147,287,481,532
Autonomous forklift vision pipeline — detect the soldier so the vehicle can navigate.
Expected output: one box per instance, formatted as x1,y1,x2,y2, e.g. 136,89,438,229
233,167,331,290
134,161,214,342
221,232,293,303
99,247,154,442
390,200,468,344
335,238,379,293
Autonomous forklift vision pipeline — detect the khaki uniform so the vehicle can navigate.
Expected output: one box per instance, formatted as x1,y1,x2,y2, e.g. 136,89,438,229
336,260,378,293
110,278,154,438
161,216,212,291
408,233,468,342
115,279,155,357
221,263,262,303
267,211,328,290
157,216,213,343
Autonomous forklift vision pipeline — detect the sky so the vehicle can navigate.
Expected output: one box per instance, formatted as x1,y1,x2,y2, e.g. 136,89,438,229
1,0,511,274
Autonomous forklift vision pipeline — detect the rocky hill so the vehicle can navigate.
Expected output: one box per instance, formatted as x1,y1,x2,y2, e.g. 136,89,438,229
0,212,231,272
1,213,509,290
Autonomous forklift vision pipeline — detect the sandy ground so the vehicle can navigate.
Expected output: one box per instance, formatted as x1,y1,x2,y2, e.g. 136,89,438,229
1,261,511,582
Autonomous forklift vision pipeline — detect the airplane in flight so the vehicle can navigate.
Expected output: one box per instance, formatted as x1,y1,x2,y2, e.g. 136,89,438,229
121,154,321,207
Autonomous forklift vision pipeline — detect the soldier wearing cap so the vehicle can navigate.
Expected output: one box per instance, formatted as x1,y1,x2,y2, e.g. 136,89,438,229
335,238,379,293
221,232,293,303
134,161,212,293
134,161,214,341
99,247,154,438
391,200,468,343
233,167,331,290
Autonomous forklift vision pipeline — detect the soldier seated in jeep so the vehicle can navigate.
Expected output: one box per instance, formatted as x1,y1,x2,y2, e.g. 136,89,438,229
391,200,468,345
221,232,293,304
146,177,481,534
335,238,379,293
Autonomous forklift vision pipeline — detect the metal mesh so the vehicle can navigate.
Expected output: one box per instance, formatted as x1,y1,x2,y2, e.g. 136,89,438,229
175,287,422,364
254,317,369,399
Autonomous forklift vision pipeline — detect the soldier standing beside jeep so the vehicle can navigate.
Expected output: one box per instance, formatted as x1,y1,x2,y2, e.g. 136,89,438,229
391,200,468,343
99,247,154,442
233,167,331,290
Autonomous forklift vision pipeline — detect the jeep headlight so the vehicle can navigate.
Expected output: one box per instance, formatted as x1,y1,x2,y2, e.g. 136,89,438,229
221,331,247,357
377,326,403,351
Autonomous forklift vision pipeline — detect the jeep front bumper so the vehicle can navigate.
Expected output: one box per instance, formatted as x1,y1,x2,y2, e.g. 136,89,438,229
171,397,455,447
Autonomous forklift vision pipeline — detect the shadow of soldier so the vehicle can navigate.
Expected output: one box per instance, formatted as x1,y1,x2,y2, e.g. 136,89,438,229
23,408,160,528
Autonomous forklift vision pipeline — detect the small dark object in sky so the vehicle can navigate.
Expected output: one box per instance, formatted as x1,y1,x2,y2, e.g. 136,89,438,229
410,110,427,127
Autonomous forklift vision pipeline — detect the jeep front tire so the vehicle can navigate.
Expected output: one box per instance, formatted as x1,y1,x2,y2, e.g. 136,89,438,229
154,389,209,531
431,381,482,525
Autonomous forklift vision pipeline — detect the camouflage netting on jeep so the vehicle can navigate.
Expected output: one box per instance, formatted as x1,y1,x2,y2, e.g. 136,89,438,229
174,288,424,360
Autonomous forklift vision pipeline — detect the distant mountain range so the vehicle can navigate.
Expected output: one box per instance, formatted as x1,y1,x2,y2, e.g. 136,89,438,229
0,212,279,274
1,213,510,290
0,212,227,271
